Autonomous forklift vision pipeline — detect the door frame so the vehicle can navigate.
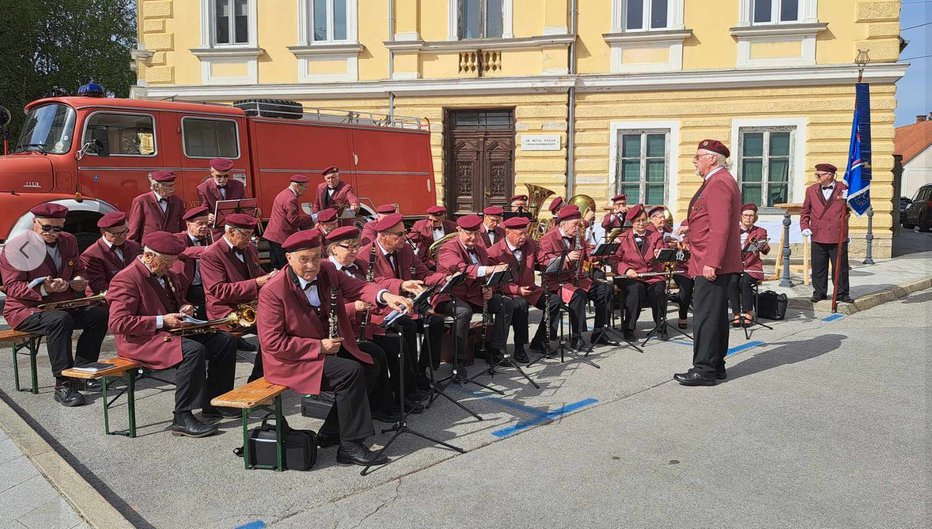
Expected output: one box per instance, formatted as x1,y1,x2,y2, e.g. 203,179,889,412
443,108,516,217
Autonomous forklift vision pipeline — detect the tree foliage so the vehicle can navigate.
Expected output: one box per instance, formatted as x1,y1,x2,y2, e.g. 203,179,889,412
0,0,136,142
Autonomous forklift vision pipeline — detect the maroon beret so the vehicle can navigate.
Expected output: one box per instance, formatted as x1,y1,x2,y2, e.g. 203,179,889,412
611,194,627,203
457,215,483,231
182,206,210,221
317,208,338,223
282,229,323,252
501,216,530,229
483,206,504,216
697,139,730,158
225,213,257,229
31,203,68,219
426,205,446,215
375,203,397,214
625,204,646,222
741,203,758,213
648,206,666,218
325,226,360,244
374,212,404,232
209,158,234,172
322,165,339,176
548,197,564,214
143,231,186,255
815,163,837,174
557,207,581,222
290,174,310,184
97,212,127,228
149,170,176,183
509,194,528,202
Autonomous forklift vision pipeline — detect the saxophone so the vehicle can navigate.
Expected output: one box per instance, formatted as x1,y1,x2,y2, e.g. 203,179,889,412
329,284,339,339
357,245,377,341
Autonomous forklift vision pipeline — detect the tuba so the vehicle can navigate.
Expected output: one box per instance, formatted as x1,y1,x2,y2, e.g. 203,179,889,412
168,302,257,336
525,184,555,241
567,194,597,222
427,232,457,261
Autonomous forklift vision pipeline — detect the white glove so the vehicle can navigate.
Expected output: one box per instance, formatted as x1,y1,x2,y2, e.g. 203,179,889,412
801,229,812,237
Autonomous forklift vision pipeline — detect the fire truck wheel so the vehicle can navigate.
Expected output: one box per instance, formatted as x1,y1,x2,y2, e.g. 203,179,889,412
233,99,303,120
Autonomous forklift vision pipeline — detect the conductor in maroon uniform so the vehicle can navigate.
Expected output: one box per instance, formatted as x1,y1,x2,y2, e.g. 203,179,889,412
264,174,313,270
674,140,742,386
409,205,456,268
127,171,186,243
800,163,853,304
107,232,237,436
313,166,360,216
257,229,413,466
479,206,505,248
730,203,770,325
80,212,142,295
613,205,666,341
601,194,629,232
0,204,108,407
196,157,246,219
359,203,397,246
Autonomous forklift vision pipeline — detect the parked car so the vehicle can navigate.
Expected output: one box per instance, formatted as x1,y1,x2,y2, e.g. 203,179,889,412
899,196,912,215
902,184,932,232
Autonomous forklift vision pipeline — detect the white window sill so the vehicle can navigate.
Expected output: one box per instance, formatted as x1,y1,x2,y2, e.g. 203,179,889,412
603,29,693,45
190,47,264,59
288,43,365,58
384,35,575,53
729,22,827,39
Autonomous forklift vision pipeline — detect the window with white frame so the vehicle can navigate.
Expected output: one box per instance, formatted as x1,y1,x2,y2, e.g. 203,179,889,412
621,0,670,31
310,0,349,42
751,0,799,24
737,128,794,207
615,130,669,205
213,0,250,45
457,0,504,39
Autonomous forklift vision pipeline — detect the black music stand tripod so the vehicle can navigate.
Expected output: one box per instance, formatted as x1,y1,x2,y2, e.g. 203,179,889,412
641,250,694,347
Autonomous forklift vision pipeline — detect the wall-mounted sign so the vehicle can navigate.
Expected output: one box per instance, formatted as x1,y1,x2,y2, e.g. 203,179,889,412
521,134,561,151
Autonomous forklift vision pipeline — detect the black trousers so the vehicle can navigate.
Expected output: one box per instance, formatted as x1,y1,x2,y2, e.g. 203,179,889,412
373,319,419,398
728,273,757,315
17,306,108,382
177,332,237,412
510,292,561,347
186,284,207,321
267,241,287,270
416,315,445,371
435,294,513,351
563,282,612,335
240,324,264,382
692,274,735,378
811,241,850,298
614,279,666,331
673,275,694,320
357,341,394,413
318,348,379,442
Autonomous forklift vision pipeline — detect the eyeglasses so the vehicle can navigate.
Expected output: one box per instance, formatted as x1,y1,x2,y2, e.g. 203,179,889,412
106,229,129,236
632,218,649,224
337,243,360,251
232,228,255,237
383,230,406,238
39,224,64,233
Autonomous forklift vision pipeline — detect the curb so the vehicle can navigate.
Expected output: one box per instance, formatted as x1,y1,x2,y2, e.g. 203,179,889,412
0,395,135,529
787,277,932,315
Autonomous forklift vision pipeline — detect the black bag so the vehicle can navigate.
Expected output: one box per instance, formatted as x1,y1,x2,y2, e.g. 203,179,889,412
757,290,788,320
239,413,317,471
301,392,335,420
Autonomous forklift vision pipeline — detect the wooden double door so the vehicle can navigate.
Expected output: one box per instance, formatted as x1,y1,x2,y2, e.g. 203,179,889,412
444,109,515,215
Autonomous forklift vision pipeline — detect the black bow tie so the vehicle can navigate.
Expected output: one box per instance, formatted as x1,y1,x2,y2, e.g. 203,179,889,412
467,248,478,256
46,243,58,249
386,251,397,259
195,238,207,245
233,248,244,258
344,265,357,273
158,198,167,203
822,185,834,190
217,185,226,190
303,281,317,291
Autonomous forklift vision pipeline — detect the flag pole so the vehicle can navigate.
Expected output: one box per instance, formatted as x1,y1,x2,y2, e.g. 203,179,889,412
831,205,849,314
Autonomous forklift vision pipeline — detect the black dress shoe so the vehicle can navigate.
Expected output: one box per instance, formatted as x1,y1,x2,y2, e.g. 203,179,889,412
171,411,218,438
53,384,86,407
836,295,855,304
237,337,258,352
317,432,340,448
622,330,636,342
337,441,388,466
403,398,424,414
372,408,403,423
659,327,670,341
201,405,240,421
716,371,727,381
407,389,430,402
811,293,827,303
569,334,585,349
513,348,530,364
673,371,717,386
416,373,432,391
591,330,619,346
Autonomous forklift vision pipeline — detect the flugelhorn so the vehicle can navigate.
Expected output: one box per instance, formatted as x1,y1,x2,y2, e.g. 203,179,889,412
38,290,108,311
168,302,257,336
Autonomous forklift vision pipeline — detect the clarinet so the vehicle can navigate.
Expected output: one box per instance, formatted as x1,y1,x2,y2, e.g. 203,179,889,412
329,284,339,339
357,245,377,341
574,229,583,286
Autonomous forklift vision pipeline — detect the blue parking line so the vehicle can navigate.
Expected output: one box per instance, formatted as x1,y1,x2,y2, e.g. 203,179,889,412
822,313,845,322
492,398,599,438
235,522,266,529
726,340,765,357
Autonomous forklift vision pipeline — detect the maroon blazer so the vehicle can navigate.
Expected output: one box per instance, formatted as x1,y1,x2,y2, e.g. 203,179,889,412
435,237,491,308
536,228,594,302
409,218,456,267
313,181,359,213
601,212,625,231
127,192,185,243
169,231,211,286
257,264,383,395
107,259,189,370
685,168,742,278
359,219,379,246
487,237,543,306
740,225,770,280
200,238,265,320
614,229,664,284
800,180,848,245
196,178,246,215
479,225,505,248
264,188,313,244
80,237,143,295
0,232,85,329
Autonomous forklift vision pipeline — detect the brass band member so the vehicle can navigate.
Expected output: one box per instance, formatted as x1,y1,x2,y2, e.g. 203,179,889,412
316,208,339,238
649,206,693,330
200,213,276,383
128,171,186,243
613,205,666,341
313,166,360,218
0,204,108,407
509,194,529,213
257,230,413,466
107,232,237,437
601,194,628,232
409,205,455,268
435,215,513,364
488,216,560,362
801,163,853,304
537,206,618,348
196,157,245,224
730,203,770,326
480,206,505,247
80,212,142,295
264,174,313,270
173,206,213,320
360,204,398,246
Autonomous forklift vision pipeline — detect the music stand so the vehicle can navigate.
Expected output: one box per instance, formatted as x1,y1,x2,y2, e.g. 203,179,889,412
214,198,260,230
641,248,693,347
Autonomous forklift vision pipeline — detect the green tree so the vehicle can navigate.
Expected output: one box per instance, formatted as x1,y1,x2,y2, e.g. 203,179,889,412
0,0,136,144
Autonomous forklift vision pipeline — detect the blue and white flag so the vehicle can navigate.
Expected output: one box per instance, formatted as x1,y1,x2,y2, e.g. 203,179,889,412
844,83,872,216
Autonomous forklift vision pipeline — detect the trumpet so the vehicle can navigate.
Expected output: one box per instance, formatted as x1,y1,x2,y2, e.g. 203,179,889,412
168,302,257,336
329,284,339,339
38,290,108,311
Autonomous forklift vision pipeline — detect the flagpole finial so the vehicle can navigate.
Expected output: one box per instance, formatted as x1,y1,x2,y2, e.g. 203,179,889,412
855,49,870,83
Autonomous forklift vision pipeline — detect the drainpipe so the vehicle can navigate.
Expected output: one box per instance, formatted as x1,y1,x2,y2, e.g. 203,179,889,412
565,0,578,197
388,0,395,120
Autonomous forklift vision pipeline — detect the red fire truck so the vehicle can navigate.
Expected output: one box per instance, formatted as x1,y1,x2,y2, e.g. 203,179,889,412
0,96,436,251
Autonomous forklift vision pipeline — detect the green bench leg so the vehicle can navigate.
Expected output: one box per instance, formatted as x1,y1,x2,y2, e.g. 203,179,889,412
12,337,41,394
242,408,251,470
241,395,285,471
101,371,137,438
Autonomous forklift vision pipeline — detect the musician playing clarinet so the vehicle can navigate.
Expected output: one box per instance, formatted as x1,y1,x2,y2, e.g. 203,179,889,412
613,205,667,341
730,203,770,326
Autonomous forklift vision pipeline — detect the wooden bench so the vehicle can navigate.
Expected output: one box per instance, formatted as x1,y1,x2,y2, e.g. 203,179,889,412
211,377,289,471
0,330,43,394
62,358,146,438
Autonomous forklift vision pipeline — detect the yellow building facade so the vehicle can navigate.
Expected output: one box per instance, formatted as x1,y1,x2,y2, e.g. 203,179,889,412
132,0,907,256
